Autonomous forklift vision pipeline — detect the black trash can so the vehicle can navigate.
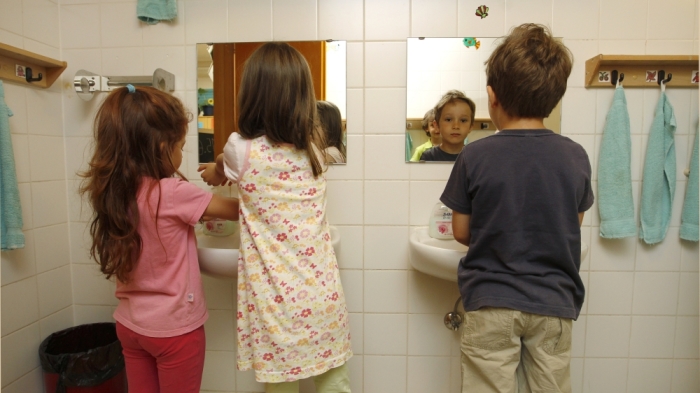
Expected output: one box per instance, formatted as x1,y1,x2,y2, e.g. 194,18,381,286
39,322,127,393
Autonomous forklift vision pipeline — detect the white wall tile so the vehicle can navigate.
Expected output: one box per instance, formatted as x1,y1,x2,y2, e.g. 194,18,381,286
584,315,631,357
364,313,407,355
1,0,23,36
335,226,363,269
408,313,454,356
570,357,583,393
142,1,186,46
409,181,447,226
571,317,586,358
407,356,451,393
1,277,39,336
672,359,700,393
411,0,458,37
201,350,237,391
646,40,696,55
599,0,648,40
364,181,409,225
504,0,553,29
64,137,91,181
1,323,41,388
228,0,272,42
552,0,599,40
204,310,235,351
365,0,409,41
34,224,70,273
235,364,264,392
346,44,364,89
674,316,699,359
326,180,363,225
590,236,636,271
364,135,410,179
582,358,629,393
73,305,115,325
563,39,599,88
629,316,676,358
202,276,234,310
364,226,409,269
5,83,28,135
365,42,407,88
100,2,143,47
409,161,454,180
28,136,65,182
61,5,101,48
587,272,634,315
272,0,317,40
39,306,73,340
364,88,406,134
23,0,59,48
364,355,407,393
677,272,699,315
26,89,62,136
30,181,67,229
340,269,363,312
72,264,117,306
562,87,597,135
599,39,647,55
349,313,363,354
408,271,460,313
319,0,364,41
101,47,144,76
326,136,364,180
632,272,680,315
1,231,36,286
627,359,673,393
647,0,695,40
184,0,228,45
37,265,72,318
457,0,505,37
346,88,364,134
364,270,407,312
143,45,187,91
1,367,44,393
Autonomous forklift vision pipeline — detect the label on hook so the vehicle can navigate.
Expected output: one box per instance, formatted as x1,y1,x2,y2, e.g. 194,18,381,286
14,64,25,78
646,70,658,83
692,71,698,84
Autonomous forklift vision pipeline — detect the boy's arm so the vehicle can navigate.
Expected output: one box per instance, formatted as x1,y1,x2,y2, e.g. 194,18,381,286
578,212,585,227
452,211,471,246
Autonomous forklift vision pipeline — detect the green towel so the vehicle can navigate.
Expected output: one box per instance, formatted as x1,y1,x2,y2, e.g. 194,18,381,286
137,0,177,24
598,86,636,238
0,81,25,250
405,132,413,161
680,127,698,241
639,90,677,244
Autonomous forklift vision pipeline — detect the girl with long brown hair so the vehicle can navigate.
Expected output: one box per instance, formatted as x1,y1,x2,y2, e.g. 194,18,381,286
199,42,352,392
80,85,239,393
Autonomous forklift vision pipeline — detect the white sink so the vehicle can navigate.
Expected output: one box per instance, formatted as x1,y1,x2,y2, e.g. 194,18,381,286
409,227,589,282
197,225,340,280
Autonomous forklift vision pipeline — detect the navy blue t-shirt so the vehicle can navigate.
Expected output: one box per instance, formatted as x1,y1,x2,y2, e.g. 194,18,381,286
441,129,594,320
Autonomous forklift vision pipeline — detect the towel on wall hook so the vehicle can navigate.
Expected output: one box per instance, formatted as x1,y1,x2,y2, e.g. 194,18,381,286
680,127,698,241
137,0,177,25
0,81,25,250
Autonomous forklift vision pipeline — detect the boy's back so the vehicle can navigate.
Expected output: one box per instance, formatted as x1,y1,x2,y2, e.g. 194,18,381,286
442,129,593,320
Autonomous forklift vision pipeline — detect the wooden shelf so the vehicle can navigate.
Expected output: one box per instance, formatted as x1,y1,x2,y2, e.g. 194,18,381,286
585,55,699,88
0,43,67,88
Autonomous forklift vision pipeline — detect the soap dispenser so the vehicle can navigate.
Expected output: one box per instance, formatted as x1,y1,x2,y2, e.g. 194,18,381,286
428,202,454,239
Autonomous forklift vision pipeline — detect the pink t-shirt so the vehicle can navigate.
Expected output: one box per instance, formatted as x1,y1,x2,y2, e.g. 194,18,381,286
113,177,213,337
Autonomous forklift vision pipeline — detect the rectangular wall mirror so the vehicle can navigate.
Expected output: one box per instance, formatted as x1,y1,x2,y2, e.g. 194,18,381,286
405,37,561,162
197,41,347,164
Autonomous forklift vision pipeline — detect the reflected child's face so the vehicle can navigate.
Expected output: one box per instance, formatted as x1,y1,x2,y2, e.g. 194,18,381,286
428,120,441,141
434,100,473,148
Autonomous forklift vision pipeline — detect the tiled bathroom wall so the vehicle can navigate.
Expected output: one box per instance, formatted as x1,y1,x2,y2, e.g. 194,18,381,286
0,0,698,392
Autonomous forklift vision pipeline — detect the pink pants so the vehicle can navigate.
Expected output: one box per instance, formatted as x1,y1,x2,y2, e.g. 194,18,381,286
116,322,206,393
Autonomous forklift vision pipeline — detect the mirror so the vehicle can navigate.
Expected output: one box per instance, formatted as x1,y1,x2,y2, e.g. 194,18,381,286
405,37,561,162
196,41,347,164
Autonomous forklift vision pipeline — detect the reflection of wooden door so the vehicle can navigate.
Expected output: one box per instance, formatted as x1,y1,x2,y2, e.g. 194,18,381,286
213,41,326,158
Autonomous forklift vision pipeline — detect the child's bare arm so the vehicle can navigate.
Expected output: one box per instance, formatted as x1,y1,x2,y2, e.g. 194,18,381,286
203,194,239,221
452,211,471,246
198,154,229,186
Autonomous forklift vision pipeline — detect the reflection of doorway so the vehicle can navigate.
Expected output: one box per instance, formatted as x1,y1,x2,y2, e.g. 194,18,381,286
213,42,326,158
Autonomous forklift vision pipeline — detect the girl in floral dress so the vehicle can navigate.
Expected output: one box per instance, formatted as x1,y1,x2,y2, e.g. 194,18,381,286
199,42,352,393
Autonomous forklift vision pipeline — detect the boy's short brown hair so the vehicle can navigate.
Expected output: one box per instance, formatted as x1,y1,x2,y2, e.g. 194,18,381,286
485,23,572,119
421,108,435,136
434,90,476,124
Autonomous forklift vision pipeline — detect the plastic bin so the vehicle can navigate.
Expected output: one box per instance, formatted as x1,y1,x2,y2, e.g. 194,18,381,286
39,323,127,393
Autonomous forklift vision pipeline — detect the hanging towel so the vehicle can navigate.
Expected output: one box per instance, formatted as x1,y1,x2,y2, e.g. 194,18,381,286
639,89,677,244
598,86,636,238
680,127,698,241
137,0,177,25
405,131,413,161
0,81,25,250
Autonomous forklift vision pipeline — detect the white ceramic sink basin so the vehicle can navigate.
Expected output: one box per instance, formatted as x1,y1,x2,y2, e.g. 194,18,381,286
197,225,340,280
409,227,589,282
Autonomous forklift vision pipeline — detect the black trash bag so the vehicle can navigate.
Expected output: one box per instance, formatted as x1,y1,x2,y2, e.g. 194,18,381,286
39,322,125,393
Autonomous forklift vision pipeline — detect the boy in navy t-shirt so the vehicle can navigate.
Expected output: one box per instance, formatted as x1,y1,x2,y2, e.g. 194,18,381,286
441,24,594,393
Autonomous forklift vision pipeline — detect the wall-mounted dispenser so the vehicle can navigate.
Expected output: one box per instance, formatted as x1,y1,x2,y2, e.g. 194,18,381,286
73,68,175,101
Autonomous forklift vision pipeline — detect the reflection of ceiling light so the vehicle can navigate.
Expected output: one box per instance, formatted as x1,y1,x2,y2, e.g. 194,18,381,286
208,64,214,82
207,44,214,81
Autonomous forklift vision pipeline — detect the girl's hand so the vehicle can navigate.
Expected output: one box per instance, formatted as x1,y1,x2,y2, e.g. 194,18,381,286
198,163,229,186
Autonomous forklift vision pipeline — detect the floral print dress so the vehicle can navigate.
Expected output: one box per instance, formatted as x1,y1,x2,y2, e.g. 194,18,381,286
235,136,352,383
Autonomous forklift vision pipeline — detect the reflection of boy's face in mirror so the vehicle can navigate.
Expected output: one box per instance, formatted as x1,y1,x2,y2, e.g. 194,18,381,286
427,120,441,145
433,100,473,154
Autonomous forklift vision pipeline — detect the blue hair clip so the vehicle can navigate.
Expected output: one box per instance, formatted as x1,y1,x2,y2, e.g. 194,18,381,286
126,84,136,93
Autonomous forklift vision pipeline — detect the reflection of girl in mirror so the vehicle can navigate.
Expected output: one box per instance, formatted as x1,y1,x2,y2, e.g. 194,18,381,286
317,100,346,164
198,42,352,393
420,90,476,161
410,108,440,161
79,86,239,393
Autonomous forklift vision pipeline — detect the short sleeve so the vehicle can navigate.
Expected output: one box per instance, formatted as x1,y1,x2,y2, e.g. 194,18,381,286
223,132,247,184
578,151,595,213
171,179,213,226
440,151,472,214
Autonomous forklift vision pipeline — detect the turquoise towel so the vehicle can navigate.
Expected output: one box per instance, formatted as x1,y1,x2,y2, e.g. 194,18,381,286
680,127,698,241
639,90,677,244
0,81,25,250
405,132,413,161
137,0,177,24
598,86,636,238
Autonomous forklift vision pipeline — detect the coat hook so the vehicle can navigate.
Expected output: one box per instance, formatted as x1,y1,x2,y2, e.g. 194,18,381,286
25,67,43,83
657,70,672,85
611,70,624,86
